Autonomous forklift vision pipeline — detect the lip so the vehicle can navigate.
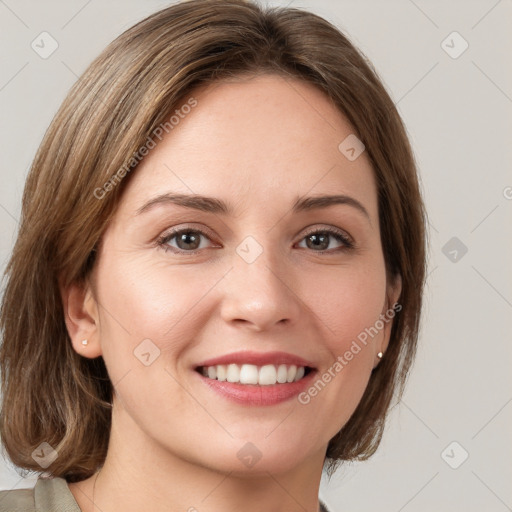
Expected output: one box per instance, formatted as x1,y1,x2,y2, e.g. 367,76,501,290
193,368,317,406
194,350,316,369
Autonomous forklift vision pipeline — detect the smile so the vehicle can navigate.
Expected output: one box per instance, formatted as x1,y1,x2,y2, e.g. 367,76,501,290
197,363,312,385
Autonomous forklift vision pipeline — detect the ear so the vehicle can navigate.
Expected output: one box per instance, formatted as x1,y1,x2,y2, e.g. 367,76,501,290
374,273,402,368
60,278,102,358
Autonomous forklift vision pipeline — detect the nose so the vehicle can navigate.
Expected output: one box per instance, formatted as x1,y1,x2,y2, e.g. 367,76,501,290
219,244,302,332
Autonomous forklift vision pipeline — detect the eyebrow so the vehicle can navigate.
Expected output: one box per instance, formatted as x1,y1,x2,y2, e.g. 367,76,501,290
136,192,370,220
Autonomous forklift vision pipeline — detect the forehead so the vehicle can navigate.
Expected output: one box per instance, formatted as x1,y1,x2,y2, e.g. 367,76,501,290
120,74,378,220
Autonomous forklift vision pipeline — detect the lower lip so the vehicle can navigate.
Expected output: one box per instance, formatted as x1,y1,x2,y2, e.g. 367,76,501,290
194,369,317,406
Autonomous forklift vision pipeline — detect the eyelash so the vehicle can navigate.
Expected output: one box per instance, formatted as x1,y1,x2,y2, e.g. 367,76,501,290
156,225,354,255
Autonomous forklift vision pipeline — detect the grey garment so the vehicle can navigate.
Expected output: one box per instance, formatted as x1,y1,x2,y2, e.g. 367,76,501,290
0,477,332,512
319,499,331,512
0,477,81,512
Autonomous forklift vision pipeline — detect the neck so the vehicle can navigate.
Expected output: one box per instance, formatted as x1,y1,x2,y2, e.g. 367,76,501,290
69,400,326,512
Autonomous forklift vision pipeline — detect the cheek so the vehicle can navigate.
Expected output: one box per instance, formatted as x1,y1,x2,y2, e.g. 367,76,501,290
303,256,388,352
93,253,224,376
97,250,203,334
294,259,387,437
92,258,207,420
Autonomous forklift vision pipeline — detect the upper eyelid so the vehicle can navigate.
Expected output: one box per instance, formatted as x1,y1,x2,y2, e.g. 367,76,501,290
301,224,352,240
159,222,214,236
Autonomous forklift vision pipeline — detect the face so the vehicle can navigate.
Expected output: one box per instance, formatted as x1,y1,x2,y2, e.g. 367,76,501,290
72,74,400,476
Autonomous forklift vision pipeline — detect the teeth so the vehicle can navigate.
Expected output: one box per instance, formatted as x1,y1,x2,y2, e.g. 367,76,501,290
286,365,297,382
226,363,240,383
276,364,288,383
217,365,227,381
240,364,258,384
199,363,308,385
259,364,277,385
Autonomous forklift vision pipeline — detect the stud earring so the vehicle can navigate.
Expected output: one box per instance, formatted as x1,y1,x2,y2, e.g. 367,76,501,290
81,339,88,346
377,351,383,359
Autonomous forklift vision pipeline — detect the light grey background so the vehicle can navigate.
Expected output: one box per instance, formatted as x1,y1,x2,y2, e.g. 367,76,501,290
1,1,511,510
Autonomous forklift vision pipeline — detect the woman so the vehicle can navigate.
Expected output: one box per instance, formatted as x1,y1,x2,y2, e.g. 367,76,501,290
0,1,427,510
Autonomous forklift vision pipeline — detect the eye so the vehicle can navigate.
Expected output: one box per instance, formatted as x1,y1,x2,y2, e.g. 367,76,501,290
156,225,354,255
296,227,354,252
157,228,215,254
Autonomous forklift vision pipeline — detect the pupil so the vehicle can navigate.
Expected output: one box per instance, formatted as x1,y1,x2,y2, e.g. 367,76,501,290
179,232,199,250
308,233,328,250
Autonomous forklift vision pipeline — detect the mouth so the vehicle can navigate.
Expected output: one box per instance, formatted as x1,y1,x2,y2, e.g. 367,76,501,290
192,350,318,405
192,351,318,406
195,363,314,386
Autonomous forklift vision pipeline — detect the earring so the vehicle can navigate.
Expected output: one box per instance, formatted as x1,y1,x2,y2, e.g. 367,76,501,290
81,339,88,346
377,351,383,359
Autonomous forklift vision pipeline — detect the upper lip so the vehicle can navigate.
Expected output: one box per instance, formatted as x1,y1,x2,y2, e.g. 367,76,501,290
195,351,316,369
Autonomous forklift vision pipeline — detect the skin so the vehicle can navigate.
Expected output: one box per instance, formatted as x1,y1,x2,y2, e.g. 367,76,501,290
62,73,400,512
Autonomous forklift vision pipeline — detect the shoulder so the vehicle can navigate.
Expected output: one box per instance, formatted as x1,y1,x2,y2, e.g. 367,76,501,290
0,476,81,512
0,484,34,511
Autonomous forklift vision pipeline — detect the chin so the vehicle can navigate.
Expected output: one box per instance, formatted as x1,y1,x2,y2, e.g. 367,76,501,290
188,433,322,477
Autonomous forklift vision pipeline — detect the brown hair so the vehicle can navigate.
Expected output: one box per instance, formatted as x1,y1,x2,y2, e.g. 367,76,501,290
0,0,427,482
